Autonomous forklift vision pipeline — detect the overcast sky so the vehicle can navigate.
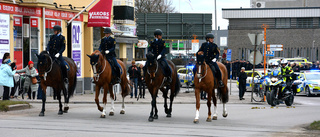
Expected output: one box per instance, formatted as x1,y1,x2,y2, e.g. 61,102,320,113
171,0,251,30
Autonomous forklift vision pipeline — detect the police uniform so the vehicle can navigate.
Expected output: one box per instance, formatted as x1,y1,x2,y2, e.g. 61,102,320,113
46,33,68,80
98,36,121,80
147,39,171,77
198,42,223,84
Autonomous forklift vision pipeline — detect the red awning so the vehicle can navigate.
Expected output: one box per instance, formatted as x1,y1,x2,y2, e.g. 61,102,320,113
88,0,113,27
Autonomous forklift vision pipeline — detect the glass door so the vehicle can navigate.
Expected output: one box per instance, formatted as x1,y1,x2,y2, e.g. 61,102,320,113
30,17,39,68
13,16,23,69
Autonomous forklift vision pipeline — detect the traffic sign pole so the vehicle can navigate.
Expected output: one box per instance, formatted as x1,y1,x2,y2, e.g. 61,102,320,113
261,24,269,102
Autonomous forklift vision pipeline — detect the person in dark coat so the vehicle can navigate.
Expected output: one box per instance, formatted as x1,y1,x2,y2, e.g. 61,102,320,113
238,67,247,100
99,27,121,84
233,59,240,80
138,64,145,98
46,25,68,84
226,61,231,79
245,61,252,70
128,60,139,98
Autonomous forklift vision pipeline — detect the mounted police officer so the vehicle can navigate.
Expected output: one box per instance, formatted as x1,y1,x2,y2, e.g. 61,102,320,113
198,33,224,87
46,25,68,83
98,27,120,84
147,29,172,83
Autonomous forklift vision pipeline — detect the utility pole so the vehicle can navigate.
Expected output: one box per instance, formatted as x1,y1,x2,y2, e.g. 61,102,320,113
214,0,217,37
261,24,269,76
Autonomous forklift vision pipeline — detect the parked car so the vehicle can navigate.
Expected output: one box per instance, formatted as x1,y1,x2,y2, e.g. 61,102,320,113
177,67,194,88
296,70,320,96
237,69,266,91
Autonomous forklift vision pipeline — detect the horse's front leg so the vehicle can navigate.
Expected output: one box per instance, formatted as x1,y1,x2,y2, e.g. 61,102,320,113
109,85,115,116
212,89,218,120
39,84,47,116
206,90,212,122
101,85,109,118
56,88,63,115
95,85,103,112
62,87,69,113
148,88,157,122
194,88,201,123
161,87,169,116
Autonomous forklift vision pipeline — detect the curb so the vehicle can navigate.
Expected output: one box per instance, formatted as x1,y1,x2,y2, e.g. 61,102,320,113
7,104,30,111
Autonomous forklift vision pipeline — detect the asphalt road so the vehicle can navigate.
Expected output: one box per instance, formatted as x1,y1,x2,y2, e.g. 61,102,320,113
1,94,320,137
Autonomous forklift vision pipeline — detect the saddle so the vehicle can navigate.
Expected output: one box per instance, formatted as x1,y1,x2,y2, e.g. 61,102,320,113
55,58,70,71
158,59,172,76
106,58,122,75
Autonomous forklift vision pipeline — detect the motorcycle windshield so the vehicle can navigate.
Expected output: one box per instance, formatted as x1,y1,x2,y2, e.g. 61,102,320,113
273,70,279,76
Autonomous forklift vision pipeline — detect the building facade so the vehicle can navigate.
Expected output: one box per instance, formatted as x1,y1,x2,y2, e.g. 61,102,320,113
222,7,320,62
251,0,320,8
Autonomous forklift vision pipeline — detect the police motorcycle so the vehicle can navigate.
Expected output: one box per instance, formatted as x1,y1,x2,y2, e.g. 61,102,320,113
264,65,301,106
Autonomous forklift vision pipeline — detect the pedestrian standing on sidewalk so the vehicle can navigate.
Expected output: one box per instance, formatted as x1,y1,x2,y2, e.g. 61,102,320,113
0,59,16,100
238,67,247,100
128,60,139,98
16,61,38,100
138,64,145,98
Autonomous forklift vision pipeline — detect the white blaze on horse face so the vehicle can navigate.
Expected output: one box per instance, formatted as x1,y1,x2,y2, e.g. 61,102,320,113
197,65,201,78
92,64,97,75
195,110,200,120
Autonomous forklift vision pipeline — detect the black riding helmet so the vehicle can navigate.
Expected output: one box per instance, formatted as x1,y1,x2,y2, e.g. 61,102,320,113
53,25,62,32
104,27,112,34
205,33,214,39
154,29,163,36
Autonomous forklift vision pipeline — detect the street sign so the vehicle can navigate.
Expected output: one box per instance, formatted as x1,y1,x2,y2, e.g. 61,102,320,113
267,44,283,51
265,51,274,57
227,49,232,61
248,50,262,65
248,33,264,46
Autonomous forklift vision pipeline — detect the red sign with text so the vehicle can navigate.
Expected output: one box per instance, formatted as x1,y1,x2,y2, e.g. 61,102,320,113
88,0,113,27
45,9,83,21
45,20,61,29
13,16,22,26
30,18,38,28
0,2,42,17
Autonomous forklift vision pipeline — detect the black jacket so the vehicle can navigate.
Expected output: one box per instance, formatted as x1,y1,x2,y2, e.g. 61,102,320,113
128,65,140,79
46,34,66,56
238,72,247,84
148,39,166,57
198,42,219,63
99,36,116,57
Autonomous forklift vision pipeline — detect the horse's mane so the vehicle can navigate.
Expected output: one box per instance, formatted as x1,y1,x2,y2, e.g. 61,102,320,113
40,51,49,56
92,50,102,56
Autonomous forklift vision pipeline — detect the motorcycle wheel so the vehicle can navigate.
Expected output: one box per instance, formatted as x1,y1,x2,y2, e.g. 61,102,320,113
266,91,271,105
270,88,278,107
285,93,294,106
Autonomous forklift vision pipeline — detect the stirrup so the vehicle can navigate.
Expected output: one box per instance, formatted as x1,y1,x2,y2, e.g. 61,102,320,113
64,78,69,84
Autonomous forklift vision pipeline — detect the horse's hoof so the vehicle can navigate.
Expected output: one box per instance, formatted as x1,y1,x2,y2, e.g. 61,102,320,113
212,116,218,120
63,107,69,113
39,112,44,117
193,119,199,124
100,115,106,118
206,118,212,122
58,111,63,115
166,114,171,118
109,112,114,116
223,113,228,118
120,110,125,114
148,117,154,122
154,115,158,119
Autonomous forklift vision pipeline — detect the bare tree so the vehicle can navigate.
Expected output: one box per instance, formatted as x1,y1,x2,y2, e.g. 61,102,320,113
135,0,176,13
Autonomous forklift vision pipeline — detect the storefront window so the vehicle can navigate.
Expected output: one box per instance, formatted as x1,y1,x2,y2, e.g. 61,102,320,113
93,27,101,51
13,16,23,69
30,18,39,68
45,19,61,45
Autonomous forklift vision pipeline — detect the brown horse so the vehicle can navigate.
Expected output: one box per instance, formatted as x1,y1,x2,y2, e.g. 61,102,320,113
36,51,77,116
87,50,131,118
193,51,229,123
144,53,180,122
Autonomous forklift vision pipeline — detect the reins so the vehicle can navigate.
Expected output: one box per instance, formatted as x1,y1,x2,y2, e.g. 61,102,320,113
147,60,158,76
93,59,107,81
197,62,209,81
40,55,54,81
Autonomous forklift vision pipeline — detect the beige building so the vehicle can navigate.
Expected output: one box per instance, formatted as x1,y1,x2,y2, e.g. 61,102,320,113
0,0,137,93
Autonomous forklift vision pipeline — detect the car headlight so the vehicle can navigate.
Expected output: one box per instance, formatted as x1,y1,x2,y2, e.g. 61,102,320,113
271,77,278,83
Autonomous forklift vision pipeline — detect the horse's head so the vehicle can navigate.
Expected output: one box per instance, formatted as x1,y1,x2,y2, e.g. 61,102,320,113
196,51,206,79
87,50,104,76
146,52,157,79
36,51,51,76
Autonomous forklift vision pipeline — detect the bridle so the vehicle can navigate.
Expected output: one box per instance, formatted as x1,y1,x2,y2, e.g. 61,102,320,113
147,59,158,76
39,55,54,81
92,58,107,81
197,62,209,82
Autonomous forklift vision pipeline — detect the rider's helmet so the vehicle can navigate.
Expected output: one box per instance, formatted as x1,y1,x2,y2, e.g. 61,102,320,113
103,27,112,34
154,29,163,36
53,25,61,32
280,59,288,68
205,33,214,39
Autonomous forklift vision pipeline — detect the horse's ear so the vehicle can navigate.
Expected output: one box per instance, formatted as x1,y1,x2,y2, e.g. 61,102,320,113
87,54,91,58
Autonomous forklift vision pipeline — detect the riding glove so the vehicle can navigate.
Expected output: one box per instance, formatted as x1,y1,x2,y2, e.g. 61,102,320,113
55,53,60,58
105,50,110,54
157,55,162,60
212,58,217,62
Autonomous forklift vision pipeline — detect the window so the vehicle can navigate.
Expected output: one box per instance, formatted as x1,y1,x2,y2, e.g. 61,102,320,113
297,18,313,28
275,18,290,28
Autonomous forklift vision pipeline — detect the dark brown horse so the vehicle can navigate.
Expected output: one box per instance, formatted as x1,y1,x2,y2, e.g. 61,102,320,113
87,50,131,118
144,53,180,122
193,51,229,123
36,51,77,116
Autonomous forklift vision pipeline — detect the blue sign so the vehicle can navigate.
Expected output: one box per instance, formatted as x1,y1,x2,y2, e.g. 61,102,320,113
227,49,232,61
266,51,274,57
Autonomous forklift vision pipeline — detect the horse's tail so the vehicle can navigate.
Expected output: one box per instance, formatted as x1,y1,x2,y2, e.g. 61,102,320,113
217,86,229,103
69,72,77,97
174,72,180,97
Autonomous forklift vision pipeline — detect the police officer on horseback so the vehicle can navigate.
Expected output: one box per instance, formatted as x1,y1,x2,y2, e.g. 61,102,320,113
46,25,68,83
198,33,224,87
147,29,172,83
99,27,121,84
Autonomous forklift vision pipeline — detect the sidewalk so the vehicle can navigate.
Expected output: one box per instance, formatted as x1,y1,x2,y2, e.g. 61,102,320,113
11,86,266,105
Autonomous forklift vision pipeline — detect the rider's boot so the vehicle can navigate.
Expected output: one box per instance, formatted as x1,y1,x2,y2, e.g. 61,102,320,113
61,65,68,84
